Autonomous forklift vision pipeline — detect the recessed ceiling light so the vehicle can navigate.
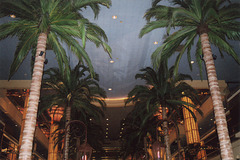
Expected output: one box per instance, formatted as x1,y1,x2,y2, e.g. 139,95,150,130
112,15,117,19
106,118,109,121
10,14,16,18
191,60,195,64
106,123,109,126
110,60,114,63
154,41,158,45
108,88,112,91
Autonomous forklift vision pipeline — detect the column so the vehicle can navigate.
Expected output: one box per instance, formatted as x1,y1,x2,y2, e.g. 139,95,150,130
182,97,207,160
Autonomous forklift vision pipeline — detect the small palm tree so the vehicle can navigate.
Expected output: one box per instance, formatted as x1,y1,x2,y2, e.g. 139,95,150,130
41,63,106,159
125,63,201,160
0,0,111,158
121,101,157,159
139,0,240,159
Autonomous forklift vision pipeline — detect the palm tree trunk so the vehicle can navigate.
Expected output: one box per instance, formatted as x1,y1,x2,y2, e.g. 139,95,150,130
172,121,182,160
18,33,47,160
18,89,29,150
162,107,171,160
64,106,71,160
200,33,234,160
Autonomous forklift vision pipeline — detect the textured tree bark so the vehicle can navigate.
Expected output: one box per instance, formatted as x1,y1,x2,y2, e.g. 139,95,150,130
162,107,171,160
200,33,234,160
18,89,29,150
64,106,71,160
18,33,47,160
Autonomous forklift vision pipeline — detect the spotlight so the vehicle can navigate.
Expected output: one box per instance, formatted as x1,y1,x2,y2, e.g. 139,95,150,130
39,51,45,56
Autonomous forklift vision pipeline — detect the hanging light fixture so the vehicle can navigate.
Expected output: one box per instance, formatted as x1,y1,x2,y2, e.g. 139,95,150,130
78,143,93,160
65,120,93,160
152,141,166,160
152,121,166,160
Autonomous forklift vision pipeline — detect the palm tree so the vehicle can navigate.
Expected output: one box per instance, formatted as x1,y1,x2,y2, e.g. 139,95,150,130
139,0,240,159
41,63,106,159
121,101,157,159
125,63,201,160
0,0,111,159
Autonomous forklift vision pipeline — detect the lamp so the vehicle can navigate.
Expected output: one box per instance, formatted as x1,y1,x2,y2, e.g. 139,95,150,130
78,143,92,160
152,121,166,160
39,51,45,56
152,141,166,160
65,120,92,160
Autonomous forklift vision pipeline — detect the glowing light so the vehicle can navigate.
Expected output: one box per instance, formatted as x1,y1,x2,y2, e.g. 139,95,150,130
112,15,117,19
108,88,112,91
191,60,195,64
10,14,16,18
154,41,158,45
110,60,114,63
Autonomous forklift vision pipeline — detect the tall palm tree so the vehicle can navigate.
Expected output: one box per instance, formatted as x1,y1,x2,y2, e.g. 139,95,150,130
125,63,201,160
139,0,240,159
0,0,111,159
41,63,106,159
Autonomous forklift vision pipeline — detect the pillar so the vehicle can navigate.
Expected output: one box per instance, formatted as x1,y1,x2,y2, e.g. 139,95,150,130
48,120,59,160
182,97,207,160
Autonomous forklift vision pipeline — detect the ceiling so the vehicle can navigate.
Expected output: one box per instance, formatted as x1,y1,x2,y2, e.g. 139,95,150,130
0,0,240,99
